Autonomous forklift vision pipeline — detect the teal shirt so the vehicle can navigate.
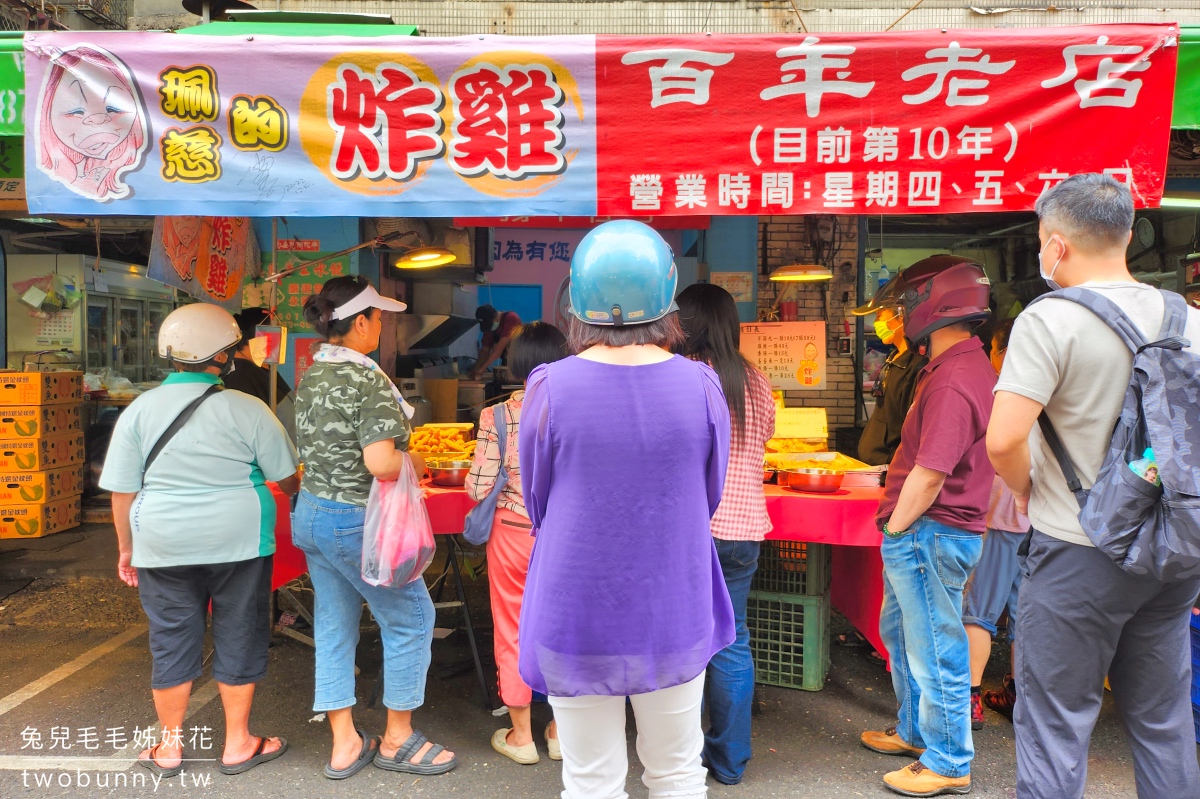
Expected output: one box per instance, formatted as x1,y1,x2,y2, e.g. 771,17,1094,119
100,373,299,568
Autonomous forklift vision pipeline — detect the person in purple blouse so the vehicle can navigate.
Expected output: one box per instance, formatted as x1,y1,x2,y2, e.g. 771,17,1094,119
518,221,735,799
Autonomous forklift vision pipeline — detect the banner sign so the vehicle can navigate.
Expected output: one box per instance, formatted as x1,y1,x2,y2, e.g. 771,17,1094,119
146,216,259,311
23,26,1176,217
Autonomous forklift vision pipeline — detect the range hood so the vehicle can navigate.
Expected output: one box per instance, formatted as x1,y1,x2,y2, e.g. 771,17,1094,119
397,314,479,354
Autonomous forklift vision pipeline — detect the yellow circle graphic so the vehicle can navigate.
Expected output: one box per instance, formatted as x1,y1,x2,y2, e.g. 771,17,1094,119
299,51,442,198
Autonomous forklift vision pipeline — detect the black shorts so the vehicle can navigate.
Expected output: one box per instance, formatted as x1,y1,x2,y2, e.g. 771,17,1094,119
137,555,273,689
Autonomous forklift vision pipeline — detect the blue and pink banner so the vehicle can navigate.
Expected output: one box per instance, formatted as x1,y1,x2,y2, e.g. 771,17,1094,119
23,25,1177,217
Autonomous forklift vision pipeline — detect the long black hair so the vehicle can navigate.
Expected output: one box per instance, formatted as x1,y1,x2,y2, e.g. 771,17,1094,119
676,283,757,442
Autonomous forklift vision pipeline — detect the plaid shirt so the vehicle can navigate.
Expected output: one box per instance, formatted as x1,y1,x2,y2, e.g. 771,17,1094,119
465,392,527,519
711,369,776,542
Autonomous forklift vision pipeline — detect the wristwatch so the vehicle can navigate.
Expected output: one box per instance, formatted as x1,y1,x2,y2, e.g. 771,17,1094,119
883,521,909,538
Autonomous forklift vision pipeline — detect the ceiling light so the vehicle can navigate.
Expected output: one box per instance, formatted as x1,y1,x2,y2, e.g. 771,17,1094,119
769,263,833,282
393,247,456,269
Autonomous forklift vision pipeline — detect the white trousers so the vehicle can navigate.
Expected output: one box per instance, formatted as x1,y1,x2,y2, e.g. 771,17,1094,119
548,673,708,799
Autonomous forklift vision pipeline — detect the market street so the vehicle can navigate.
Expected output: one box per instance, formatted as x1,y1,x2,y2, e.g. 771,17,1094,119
0,524,1145,799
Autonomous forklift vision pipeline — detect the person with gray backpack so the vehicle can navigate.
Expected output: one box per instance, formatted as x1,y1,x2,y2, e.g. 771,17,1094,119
988,173,1200,799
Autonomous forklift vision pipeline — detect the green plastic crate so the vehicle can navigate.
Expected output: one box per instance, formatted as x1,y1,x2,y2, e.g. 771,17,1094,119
747,590,830,691
752,541,831,596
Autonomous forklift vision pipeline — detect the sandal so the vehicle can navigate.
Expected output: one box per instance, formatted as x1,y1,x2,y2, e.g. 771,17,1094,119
836,631,869,648
138,742,184,779
374,729,458,775
491,728,538,765
982,674,1017,720
324,729,379,780
219,736,288,775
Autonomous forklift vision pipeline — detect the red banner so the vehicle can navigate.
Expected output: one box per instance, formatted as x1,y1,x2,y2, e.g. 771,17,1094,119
594,25,1177,215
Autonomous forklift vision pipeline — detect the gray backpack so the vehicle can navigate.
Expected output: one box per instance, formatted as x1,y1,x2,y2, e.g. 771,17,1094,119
1034,287,1200,581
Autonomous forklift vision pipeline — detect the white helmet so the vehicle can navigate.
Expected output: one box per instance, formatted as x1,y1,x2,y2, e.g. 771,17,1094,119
158,304,242,363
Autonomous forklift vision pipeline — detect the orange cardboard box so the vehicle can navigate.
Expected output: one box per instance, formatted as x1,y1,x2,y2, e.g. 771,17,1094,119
0,433,85,471
0,372,83,406
0,404,83,438
0,496,81,539
0,465,84,504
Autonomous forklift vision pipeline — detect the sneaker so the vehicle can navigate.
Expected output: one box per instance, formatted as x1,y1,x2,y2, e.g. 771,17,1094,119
861,727,926,757
982,674,1016,721
884,761,971,797
970,692,984,731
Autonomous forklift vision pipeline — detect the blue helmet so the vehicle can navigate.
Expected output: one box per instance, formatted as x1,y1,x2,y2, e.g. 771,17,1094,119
568,221,678,326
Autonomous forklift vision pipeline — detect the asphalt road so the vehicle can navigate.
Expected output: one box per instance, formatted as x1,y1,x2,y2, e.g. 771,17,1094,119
0,524,1164,798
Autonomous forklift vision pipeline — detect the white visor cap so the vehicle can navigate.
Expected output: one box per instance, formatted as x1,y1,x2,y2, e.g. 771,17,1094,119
331,284,408,320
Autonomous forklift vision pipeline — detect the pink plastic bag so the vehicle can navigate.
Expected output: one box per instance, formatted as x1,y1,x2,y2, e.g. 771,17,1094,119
362,455,435,587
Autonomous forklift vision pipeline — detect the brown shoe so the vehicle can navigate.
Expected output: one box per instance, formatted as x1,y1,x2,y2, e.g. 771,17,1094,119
860,727,926,757
884,761,971,797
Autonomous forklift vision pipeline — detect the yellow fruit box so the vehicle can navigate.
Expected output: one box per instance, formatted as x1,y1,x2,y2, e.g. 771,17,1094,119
0,433,85,471
0,465,85,504
0,496,82,539
0,371,83,406
0,404,83,438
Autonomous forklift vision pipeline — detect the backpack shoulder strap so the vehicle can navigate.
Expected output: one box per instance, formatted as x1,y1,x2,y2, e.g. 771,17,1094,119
1158,290,1190,341
144,384,223,474
1037,411,1089,510
1029,287,1148,353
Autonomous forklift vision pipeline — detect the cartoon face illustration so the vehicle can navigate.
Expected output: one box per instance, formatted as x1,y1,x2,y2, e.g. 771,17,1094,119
161,216,203,281
37,45,148,201
804,342,819,360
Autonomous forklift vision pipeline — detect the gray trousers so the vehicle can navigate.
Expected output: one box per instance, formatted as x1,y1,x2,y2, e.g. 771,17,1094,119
1015,530,1200,799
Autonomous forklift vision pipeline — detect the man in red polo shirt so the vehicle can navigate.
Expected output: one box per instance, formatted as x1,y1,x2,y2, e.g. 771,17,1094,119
859,257,996,798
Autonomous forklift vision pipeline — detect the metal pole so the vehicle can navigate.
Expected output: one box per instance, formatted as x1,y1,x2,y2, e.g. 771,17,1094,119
269,217,278,413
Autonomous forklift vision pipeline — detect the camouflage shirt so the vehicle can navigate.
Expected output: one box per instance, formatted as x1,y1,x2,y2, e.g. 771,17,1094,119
295,360,410,506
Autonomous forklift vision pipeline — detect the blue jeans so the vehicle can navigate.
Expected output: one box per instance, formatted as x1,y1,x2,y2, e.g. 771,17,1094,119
879,517,983,779
703,539,760,785
292,490,435,713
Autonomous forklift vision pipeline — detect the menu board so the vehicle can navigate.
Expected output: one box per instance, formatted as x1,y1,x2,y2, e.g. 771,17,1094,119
740,321,826,391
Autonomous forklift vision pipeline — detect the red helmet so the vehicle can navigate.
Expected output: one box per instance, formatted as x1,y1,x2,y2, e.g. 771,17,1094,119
897,256,992,342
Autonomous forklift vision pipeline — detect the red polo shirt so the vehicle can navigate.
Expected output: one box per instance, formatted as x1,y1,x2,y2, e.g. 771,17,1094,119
876,337,997,534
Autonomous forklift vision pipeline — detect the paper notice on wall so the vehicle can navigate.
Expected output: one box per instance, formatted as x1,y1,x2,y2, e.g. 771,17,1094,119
740,321,826,391
35,310,74,346
711,272,753,303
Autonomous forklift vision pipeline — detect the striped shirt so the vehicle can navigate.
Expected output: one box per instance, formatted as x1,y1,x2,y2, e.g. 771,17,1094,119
466,392,527,518
711,369,776,542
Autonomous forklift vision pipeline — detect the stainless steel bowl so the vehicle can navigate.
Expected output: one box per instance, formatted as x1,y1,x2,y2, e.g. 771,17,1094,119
428,460,472,487
782,468,844,494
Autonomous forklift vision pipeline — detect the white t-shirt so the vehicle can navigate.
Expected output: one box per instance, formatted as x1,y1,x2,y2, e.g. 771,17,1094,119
996,281,1200,547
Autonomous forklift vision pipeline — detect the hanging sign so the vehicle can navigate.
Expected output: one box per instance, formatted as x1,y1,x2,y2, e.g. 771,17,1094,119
741,321,826,391
22,26,1176,217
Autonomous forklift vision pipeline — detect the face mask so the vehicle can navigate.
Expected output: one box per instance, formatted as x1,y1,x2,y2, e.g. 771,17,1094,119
873,318,894,342
1039,237,1064,290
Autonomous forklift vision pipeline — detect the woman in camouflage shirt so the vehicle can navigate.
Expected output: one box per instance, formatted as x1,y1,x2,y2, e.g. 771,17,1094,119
292,276,457,780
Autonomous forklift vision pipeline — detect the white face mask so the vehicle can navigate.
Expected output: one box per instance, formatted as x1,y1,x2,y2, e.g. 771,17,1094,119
1038,236,1064,291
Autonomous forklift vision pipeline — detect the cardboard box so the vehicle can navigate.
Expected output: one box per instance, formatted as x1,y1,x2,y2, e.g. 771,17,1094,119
0,433,85,471
0,404,83,438
0,496,82,539
0,371,83,406
0,465,84,504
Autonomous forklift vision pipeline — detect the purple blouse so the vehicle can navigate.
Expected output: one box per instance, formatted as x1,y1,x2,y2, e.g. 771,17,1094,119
517,355,736,697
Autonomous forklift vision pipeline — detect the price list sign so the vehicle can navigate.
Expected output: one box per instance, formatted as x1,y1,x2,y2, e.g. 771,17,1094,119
740,321,826,391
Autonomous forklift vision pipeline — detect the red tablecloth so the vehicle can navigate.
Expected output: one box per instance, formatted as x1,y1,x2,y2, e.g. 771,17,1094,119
765,484,887,663
272,481,889,660
268,482,477,593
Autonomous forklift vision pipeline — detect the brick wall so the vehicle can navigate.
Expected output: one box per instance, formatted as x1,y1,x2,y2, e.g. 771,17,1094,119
757,215,862,446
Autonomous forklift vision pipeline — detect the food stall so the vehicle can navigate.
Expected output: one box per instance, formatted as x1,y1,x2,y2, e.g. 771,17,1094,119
13,23,1178,691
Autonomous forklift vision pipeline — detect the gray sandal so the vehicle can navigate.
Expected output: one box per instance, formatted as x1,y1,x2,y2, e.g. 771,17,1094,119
373,730,457,775
324,730,378,780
